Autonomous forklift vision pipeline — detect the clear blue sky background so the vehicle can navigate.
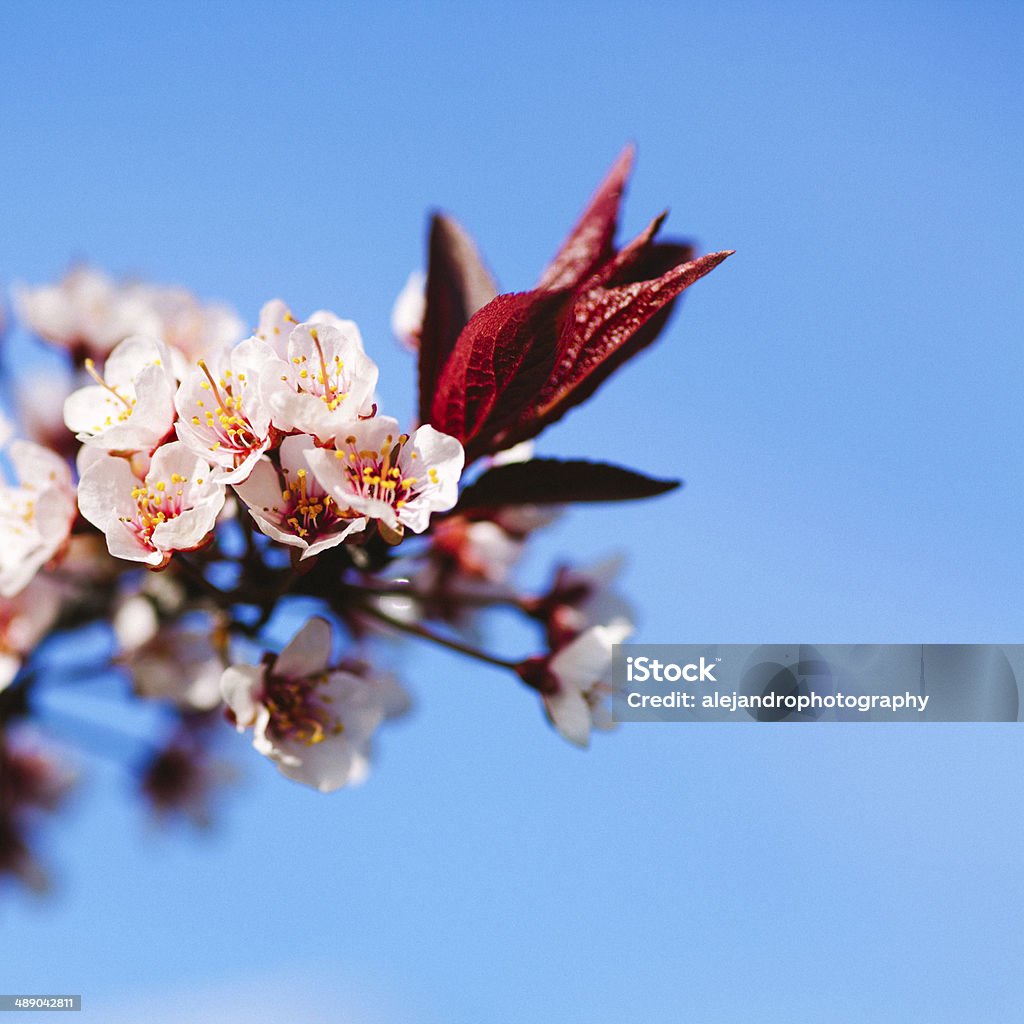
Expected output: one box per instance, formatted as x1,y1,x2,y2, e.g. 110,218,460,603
2,2,1023,1021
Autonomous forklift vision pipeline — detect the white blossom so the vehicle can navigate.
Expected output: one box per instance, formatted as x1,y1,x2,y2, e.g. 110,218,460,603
14,267,243,361
233,433,367,559
253,299,351,360
0,577,64,691
120,616,226,711
0,438,76,597
259,321,379,441
63,334,177,453
305,416,464,539
173,339,275,483
221,618,409,792
77,442,226,568
390,270,425,350
541,621,632,748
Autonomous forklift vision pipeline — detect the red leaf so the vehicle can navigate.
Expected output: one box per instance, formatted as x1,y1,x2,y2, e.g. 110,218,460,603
502,249,734,448
429,290,567,455
455,458,680,512
536,144,635,293
417,213,498,425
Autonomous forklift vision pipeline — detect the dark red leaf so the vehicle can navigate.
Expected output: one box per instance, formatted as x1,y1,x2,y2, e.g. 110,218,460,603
429,290,567,455
455,458,680,512
536,144,635,293
497,249,734,448
418,213,498,424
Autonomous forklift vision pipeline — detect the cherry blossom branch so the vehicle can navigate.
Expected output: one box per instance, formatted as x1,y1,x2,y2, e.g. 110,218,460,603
353,600,518,671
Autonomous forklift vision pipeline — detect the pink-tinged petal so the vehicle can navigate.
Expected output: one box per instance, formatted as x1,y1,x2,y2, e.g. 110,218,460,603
537,143,635,293
232,455,285,516
77,455,142,530
254,298,296,358
274,617,332,680
271,733,362,792
300,520,367,559
391,270,426,349
149,492,224,551
63,384,121,437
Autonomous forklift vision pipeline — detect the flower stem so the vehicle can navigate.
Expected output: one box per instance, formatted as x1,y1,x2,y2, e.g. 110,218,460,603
354,601,518,670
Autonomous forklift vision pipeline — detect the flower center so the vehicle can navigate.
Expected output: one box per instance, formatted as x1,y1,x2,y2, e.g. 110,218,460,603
275,467,349,540
333,432,434,511
263,670,343,746
287,328,350,411
191,360,262,459
120,472,193,546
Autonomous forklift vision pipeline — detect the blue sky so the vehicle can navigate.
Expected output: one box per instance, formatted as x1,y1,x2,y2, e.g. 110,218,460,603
1,2,1023,1021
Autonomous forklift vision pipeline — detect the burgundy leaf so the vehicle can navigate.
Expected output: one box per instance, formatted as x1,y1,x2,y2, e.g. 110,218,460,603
497,249,734,448
537,144,635,293
455,458,680,512
418,213,498,424
429,290,566,455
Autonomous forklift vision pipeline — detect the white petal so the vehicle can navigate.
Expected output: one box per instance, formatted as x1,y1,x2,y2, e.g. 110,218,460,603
544,688,592,748
274,617,332,679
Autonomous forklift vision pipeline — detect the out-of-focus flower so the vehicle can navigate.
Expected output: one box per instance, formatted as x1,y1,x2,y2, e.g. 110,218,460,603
532,556,634,649
77,442,226,568
174,339,275,483
233,434,368,559
260,321,379,441
0,436,76,598
14,267,242,363
221,617,409,792
125,284,243,363
0,731,75,891
517,620,632,748
139,725,233,827
390,270,426,350
428,516,523,584
117,615,226,711
305,416,464,541
63,335,177,453
0,577,64,691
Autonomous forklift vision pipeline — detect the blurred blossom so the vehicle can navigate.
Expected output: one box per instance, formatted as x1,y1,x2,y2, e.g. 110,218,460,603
533,556,634,648
390,270,425,350
518,621,632,748
0,730,76,891
14,267,242,362
0,434,76,598
0,577,63,692
140,727,234,827
221,618,409,792
119,615,226,712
